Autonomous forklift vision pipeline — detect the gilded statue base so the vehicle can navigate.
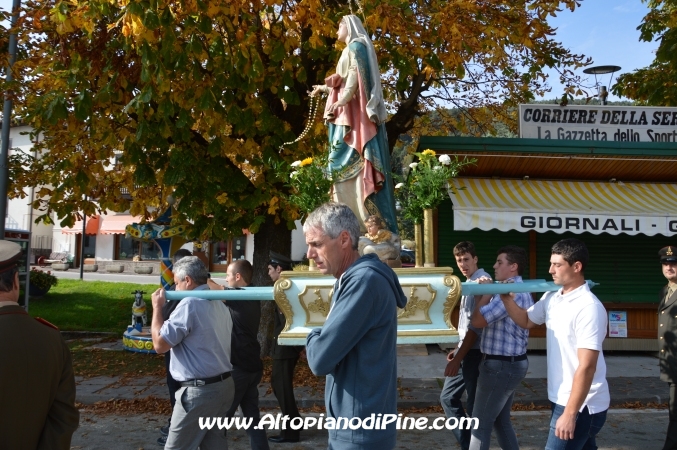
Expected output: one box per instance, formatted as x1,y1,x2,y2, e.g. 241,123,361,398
274,267,461,346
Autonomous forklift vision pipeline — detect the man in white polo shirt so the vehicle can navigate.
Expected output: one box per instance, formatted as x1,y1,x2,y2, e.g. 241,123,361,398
499,238,609,450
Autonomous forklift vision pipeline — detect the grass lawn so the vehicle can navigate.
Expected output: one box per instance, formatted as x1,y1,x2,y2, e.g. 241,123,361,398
27,279,161,332
27,279,328,398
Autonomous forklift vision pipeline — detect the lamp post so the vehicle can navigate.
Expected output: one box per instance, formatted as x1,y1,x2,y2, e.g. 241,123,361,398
79,214,87,280
0,0,23,239
583,65,621,105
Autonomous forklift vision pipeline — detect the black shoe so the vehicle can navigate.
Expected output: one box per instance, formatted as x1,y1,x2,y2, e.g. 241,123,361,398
268,435,300,443
160,425,169,436
157,435,167,446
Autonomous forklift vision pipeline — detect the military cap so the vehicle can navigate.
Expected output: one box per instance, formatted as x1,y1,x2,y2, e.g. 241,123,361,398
0,240,22,274
268,251,293,269
659,246,677,263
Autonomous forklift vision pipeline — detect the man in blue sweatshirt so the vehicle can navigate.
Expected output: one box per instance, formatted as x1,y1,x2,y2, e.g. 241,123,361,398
304,202,407,450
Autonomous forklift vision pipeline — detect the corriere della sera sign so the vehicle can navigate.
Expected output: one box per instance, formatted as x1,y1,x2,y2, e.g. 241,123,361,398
519,105,677,142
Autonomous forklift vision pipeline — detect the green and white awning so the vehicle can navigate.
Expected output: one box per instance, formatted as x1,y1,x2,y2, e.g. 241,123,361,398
449,178,677,236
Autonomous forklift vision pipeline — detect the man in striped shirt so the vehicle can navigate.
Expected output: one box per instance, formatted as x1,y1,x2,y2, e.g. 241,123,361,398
469,245,533,450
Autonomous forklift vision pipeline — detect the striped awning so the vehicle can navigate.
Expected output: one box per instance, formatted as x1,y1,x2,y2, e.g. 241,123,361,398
100,214,143,235
61,215,100,235
449,178,677,236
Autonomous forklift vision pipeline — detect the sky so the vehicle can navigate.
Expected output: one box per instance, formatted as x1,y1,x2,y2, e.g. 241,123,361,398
0,0,660,102
539,0,658,101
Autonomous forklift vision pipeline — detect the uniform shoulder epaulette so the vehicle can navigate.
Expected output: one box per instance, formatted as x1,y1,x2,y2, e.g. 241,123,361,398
34,317,59,330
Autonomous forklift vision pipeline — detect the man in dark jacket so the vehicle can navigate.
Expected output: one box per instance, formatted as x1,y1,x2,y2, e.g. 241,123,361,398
659,245,677,450
267,251,303,443
304,202,407,450
0,240,79,449
210,259,269,450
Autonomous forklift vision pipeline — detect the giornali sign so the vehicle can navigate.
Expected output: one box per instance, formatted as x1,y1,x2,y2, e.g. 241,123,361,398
519,104,677,142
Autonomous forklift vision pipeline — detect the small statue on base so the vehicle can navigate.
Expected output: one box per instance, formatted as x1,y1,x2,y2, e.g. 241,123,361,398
128,290,147,335
358,215,401,265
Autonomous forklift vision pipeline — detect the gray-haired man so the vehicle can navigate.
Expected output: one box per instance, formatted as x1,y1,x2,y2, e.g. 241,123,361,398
151,256,234,449
304,202,407,450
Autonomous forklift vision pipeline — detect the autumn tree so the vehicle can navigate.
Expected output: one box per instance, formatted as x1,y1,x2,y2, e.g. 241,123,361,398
613,0,677,105
2,0,589,282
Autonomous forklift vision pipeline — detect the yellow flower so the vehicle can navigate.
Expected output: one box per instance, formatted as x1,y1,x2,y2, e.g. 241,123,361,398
422,149,436,156
299,157,313,167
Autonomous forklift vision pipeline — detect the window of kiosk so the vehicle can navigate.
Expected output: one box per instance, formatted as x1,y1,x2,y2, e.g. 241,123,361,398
212,241,228,265
232,236,246,261
83,235,96,259
116,235,137,260
5,230,31,308
141,241,161,260
13,240,29,285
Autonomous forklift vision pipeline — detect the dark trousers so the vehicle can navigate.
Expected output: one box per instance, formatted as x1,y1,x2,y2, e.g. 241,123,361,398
165,351,181,409
271,356,300,440
225,368,269,450
664,382,677,450
440,349,483,450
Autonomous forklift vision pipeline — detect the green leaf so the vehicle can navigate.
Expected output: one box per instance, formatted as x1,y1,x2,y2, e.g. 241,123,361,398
176,109,190,128
164,164,185,185
127,2,143,16
198,15,212,34
75,170,89,191
143,10,160,30
251,49,264,76
159,7,174,26
197,89,215,110
190,35,202,55
45,96,69,124
133,163,155,185
139,87,153,104
208,137,222,157
74,91,92,121
270,41,286,62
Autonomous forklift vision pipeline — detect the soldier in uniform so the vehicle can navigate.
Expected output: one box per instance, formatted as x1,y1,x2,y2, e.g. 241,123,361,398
267,251,303,443
659,245,677,450
0,240,79,448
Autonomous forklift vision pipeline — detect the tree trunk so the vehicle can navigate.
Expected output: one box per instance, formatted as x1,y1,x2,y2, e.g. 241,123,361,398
253,214,293,358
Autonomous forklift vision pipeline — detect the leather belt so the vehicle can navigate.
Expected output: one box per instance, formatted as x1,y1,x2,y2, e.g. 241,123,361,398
483,353,527,362
180,371,231,387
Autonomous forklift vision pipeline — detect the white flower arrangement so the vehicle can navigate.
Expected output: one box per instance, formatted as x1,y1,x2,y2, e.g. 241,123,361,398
439,154,452,166
396,149,474,223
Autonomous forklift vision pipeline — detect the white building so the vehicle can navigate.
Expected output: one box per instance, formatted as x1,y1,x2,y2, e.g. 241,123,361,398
2,125,53,262
3,124,307,270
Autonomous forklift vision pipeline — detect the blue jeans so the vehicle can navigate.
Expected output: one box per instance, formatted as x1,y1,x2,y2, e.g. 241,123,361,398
545,403,607,450
440,349,482,450
469,357,528,450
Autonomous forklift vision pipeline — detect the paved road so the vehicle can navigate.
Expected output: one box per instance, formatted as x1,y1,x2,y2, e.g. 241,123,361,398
71,409,667,449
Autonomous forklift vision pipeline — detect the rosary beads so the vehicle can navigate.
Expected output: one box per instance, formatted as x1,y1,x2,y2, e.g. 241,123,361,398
279,94,324,150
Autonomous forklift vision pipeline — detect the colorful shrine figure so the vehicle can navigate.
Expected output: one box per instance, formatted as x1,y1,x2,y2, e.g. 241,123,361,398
358,215,401,263
310,15,398,236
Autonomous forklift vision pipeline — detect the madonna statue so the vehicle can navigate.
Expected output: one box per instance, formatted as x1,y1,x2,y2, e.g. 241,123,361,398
310,15,399,235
